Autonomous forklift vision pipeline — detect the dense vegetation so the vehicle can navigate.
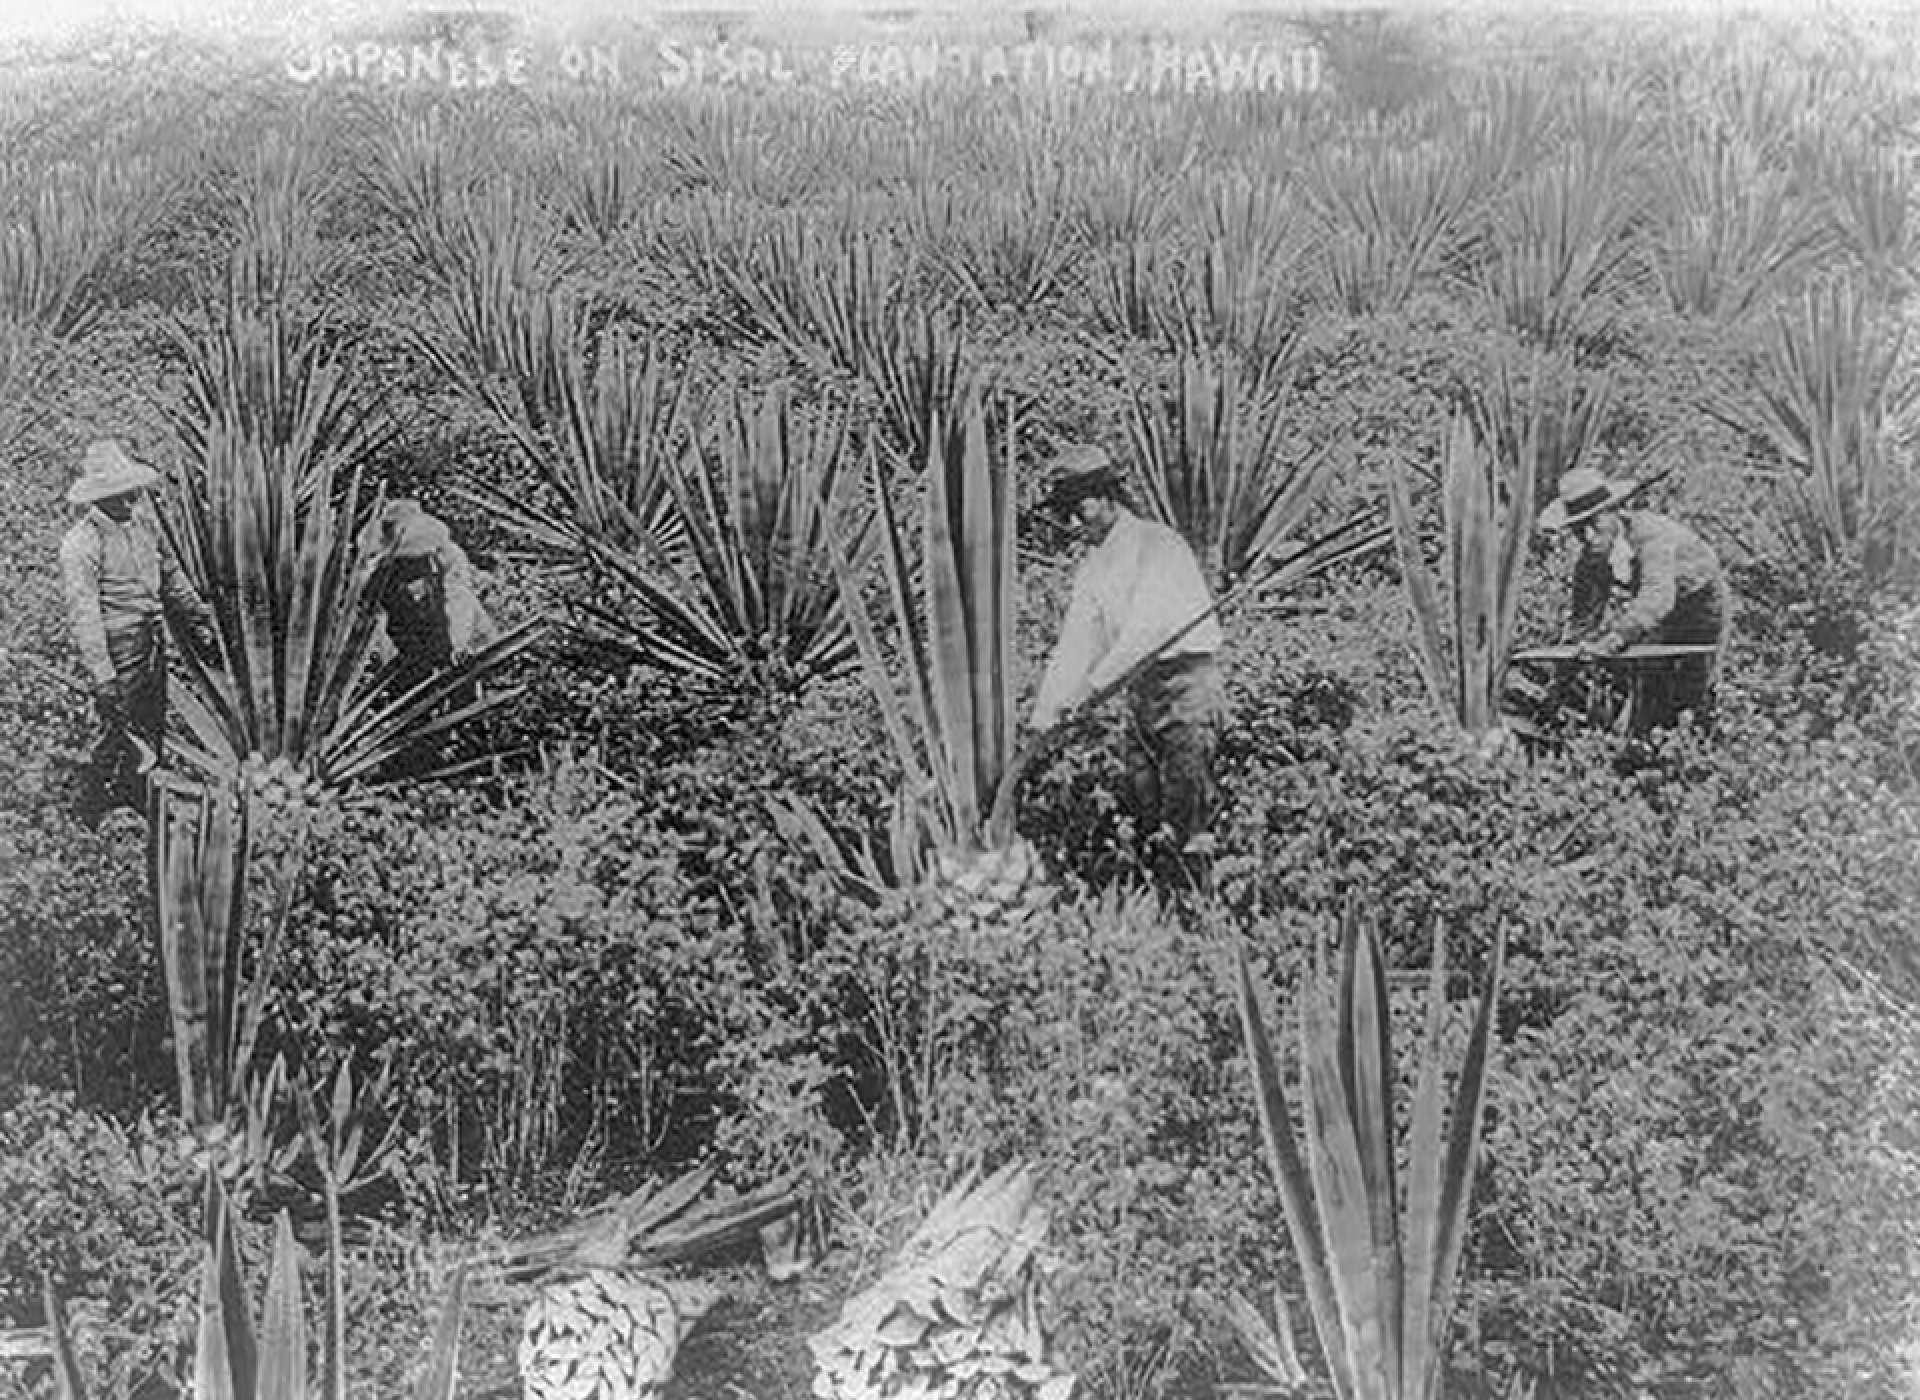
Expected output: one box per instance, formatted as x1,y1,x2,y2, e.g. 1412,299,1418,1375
2,7,1918,1398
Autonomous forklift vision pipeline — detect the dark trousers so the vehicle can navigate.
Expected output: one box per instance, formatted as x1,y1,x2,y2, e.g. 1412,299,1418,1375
1125,654,1224,874
1632,582,1728,735
87,620,166,820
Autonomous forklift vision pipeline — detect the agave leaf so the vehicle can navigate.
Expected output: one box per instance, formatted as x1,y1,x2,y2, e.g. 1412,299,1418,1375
151,773,250,1130
1399,919,1451,1400
1387,449,1454,724
1224,1287,1307,1389
1233,945,1353,1399
199,1168,258,1400
258,1212,308,1400
41,1273,87,1400
1338,900,1404,1395
413,1266,469,1400
1301,937,1392,1400
1416,926,1505,1400
1445,413,1497,735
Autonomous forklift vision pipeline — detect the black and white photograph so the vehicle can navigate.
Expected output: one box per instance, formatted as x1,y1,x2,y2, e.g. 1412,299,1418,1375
0,0,1916,1395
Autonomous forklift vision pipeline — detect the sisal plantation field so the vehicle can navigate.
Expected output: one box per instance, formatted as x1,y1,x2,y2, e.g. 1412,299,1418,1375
2,6,1920,1398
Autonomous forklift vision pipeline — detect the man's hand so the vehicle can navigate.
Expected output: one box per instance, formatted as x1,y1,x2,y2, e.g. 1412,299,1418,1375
1576,631,1627,659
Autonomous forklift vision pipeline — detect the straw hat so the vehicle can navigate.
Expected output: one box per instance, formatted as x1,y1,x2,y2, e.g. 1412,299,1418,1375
359,498,451,560
67,440,159,505
1537,466,1639,532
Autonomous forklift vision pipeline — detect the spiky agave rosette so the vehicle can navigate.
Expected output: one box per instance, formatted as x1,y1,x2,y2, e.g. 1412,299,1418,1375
810,1163,1075,1400
929,837,1055,939
237,749,330,820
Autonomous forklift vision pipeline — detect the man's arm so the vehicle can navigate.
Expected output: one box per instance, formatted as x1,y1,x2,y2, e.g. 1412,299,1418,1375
439,540,482,657
59,530,116,686
1615,525,1678,644
1029,574,1103,731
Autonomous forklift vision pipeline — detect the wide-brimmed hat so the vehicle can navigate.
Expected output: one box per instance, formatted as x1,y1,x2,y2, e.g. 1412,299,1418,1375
1537,466,1639,532
67,440,160,505
358,498,451,560
1043,442,1125,514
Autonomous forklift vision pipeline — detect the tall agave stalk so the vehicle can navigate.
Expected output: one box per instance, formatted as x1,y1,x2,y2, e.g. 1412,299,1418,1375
578,379,874,692
832,381,1020,867
1126,347,1347,592
1233,902,1506,1400
1720,275,1915,585
1387,405,1537,740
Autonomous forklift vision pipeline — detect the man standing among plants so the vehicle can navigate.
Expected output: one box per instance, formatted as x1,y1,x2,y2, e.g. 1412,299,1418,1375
1027,444,1225,877
1537,465,1729,734
58,439,217,821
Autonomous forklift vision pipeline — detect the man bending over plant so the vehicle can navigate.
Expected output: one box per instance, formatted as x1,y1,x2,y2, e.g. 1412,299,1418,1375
1538,465,1730,735
1028,444,1225,876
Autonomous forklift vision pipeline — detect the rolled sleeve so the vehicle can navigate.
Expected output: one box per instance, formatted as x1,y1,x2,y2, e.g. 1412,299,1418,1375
1618,530,1679,642
439,542,481,654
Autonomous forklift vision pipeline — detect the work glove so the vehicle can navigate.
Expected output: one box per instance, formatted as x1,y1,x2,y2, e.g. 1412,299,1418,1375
93,676,125,727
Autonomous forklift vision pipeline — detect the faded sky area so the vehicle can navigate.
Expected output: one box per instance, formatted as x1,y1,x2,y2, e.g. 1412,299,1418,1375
0,0,1896,49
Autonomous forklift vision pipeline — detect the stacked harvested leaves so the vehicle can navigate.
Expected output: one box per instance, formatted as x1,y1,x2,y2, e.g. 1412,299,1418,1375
493,1165,804,1400
810,1162,1075,1400
519,1272,718,1400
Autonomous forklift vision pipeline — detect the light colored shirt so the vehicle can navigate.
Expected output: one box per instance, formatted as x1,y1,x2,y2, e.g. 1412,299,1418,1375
1030,509,1222,731
1575,510,1725,645
59,504,209,685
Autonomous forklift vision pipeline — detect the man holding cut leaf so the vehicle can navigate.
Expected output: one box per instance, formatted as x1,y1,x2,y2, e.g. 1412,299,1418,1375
1028,444,1226,867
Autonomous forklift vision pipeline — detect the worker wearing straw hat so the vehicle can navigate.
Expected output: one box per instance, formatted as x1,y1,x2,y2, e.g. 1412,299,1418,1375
1537,465,1729,734
57,439,217,820
1029,443,1225,874
359,497,493,696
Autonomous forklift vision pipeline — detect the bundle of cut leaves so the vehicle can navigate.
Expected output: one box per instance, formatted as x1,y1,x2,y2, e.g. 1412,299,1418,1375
475,1164,811,1400
810,1162,1075,1400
